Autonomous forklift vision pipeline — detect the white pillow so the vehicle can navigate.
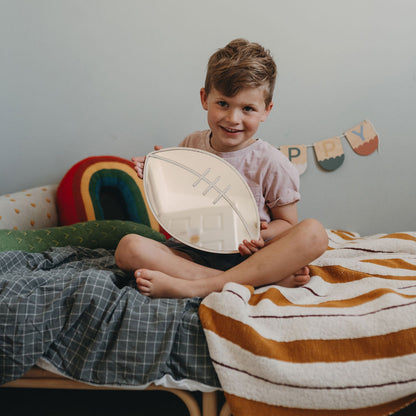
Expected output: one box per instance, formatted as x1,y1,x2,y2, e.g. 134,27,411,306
0,185,59,230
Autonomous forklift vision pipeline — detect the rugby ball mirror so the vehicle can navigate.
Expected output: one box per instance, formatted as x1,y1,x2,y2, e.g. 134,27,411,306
143,147,260,253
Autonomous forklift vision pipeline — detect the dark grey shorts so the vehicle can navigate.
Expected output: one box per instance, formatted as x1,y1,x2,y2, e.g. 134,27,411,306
164,238,246,271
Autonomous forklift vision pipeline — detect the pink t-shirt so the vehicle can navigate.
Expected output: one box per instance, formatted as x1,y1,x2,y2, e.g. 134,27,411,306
179,130,300,223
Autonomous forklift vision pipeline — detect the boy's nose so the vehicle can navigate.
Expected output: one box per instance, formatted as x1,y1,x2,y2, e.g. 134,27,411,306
225,109,240,124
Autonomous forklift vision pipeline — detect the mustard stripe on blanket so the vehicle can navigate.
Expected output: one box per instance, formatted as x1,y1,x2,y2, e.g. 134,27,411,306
199,230,416,416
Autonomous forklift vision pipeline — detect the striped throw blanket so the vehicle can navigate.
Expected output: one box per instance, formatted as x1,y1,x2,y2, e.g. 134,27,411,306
199,230,416,415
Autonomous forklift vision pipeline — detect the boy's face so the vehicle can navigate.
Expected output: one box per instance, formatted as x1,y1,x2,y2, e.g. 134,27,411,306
200,86,273,152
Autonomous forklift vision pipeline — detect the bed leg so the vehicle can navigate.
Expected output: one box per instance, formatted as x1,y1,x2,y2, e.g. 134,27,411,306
202,391,218,416
218,401,231,416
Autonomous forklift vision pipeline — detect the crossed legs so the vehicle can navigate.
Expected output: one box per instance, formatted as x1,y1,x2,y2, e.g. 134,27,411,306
114,218,328,299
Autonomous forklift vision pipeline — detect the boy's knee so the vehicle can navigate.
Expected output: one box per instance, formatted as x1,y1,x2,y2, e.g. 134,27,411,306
300,218,328,254
114,233,142,269
116,233,135,252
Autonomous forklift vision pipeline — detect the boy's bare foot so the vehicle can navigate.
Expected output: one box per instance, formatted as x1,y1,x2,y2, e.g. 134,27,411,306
135,269,197,298
135,265,311,299
277,266,311,288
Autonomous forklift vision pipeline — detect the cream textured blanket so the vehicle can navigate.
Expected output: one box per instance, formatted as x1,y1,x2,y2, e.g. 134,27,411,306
200,230,416,415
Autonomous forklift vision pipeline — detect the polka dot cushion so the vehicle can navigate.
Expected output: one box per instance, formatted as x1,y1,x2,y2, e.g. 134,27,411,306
0,185,58,230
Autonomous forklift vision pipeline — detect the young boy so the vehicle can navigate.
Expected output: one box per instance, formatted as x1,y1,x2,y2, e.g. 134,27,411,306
115,38,328,298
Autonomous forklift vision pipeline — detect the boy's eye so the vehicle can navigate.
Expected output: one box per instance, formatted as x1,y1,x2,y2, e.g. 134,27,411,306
217,101,228,108
243,106,255,112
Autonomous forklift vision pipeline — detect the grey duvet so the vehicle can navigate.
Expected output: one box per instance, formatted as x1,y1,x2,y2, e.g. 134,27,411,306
0,246,219,389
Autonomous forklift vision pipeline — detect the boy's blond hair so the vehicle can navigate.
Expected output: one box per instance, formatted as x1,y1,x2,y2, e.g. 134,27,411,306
204,39,277,106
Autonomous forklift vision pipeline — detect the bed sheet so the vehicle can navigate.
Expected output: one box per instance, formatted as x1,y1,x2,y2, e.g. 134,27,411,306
0,246,220,391
200,230,416,415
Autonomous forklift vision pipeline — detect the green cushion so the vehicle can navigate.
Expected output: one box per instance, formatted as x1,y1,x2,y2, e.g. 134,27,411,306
0,220,165,252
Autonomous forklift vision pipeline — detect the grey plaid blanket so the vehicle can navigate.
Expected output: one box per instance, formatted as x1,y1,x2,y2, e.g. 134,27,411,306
0,246,219,388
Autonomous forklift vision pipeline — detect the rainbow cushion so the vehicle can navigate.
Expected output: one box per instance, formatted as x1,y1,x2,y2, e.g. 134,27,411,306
57,156,160,232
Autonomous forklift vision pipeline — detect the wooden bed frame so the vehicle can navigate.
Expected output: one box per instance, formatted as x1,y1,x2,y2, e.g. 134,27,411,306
1,366,231,416
3,366,415,416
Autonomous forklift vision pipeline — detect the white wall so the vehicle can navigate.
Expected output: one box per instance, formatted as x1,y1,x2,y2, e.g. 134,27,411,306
1,0,415,235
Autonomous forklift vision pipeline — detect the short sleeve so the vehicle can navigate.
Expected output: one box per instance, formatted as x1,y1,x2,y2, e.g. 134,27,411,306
263,148,300,209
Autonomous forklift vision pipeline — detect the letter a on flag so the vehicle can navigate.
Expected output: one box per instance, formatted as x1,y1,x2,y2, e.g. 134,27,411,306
279,145,307,175
344,120,379,156
313,137,345,171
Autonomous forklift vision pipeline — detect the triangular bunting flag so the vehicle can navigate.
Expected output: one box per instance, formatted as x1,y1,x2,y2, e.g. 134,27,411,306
279,145,307,175
344,120,379,155
313,137,345,171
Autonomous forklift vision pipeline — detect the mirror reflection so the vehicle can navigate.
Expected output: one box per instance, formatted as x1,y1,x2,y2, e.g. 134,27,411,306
144,148,260,253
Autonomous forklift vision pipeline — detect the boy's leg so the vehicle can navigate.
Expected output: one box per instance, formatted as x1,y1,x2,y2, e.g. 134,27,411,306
136,218,328,298
114,234,221,280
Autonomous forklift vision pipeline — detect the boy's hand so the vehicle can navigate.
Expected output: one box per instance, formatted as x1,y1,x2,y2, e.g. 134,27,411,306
238,237,265,256
238,222,267,256
132,145,163,179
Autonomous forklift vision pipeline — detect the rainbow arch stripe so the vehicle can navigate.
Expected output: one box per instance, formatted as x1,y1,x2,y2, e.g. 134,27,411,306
57,155,159,231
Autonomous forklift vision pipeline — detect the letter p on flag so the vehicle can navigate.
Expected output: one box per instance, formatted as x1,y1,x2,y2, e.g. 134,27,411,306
280,145,307,175
313,137,345,171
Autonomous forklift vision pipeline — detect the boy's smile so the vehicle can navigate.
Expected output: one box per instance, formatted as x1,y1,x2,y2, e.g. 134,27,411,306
200,87,273,152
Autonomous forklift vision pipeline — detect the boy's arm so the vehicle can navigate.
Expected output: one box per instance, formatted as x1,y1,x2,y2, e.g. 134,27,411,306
261,202,298,242
238,203,298,256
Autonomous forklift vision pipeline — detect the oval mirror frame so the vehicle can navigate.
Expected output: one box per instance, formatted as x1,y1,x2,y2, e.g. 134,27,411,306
143,147,260,253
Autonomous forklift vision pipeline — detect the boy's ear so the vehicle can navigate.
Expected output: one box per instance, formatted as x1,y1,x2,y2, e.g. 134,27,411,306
261,101,274,122
200,88,209,110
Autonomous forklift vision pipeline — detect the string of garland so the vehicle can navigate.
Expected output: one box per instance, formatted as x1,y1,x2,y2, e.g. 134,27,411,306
278,120,379,174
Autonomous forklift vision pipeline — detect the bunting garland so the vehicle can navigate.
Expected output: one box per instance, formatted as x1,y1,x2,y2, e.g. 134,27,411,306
344,120,379,156
313,136,345,171
279,145,307,175
278,120,378,175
